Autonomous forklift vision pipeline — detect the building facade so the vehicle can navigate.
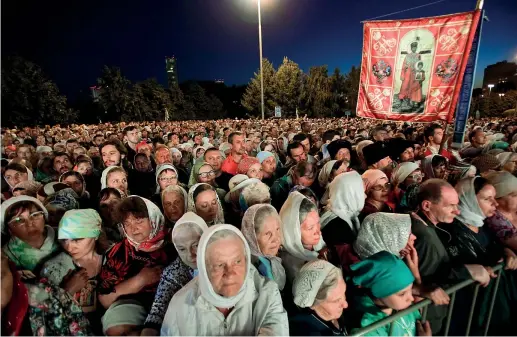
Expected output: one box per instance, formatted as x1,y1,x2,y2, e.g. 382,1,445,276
482,60,517,93
166,56,178,88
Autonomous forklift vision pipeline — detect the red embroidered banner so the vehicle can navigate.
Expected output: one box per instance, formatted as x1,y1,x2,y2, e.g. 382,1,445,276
356,10,481,122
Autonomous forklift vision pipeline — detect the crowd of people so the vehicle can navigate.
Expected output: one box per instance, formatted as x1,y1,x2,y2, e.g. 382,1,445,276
1,116,517,336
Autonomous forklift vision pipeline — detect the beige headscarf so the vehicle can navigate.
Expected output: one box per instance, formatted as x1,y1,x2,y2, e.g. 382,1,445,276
187,183,225,226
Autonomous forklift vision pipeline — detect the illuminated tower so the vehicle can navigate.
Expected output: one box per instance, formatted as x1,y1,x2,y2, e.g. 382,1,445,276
165,56,178,88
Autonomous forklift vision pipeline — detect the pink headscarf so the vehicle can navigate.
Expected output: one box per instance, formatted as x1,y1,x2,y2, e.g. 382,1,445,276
362,169,388,192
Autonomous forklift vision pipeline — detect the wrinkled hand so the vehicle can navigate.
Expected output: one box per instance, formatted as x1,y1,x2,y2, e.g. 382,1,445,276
424,287,450,306
417,321,432,336
137,266,163,288
505,251,517,270
63,268,89,294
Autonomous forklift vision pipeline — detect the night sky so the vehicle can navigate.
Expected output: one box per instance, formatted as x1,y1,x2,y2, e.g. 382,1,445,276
3,0,516,99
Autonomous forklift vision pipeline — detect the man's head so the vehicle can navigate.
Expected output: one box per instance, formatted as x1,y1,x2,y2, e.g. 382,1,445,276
363,142,392,170
468,129,486,148
301,122,311,134
411,41,418,53
124,126,140,145
204,148,223,173
228,132,245,156
293,133,310,154
65,139,79,156
53,152,73,174
155,145,172,165
372,126,388,142
418,179,460,225
424,124,444,146
93,134,105,147
288,141,307,164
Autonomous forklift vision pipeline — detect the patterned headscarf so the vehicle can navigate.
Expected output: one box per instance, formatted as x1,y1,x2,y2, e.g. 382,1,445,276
293,260,339,307
241,204,286,290
187,183,225,226
58,209,102,240
353,212,411,260
122,196,166,252
44,188,80,212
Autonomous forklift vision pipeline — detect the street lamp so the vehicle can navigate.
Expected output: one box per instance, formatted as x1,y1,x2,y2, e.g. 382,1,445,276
257,0,265,120
487,84,494,95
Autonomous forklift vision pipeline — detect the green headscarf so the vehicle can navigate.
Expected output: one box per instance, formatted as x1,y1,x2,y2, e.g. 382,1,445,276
58,209,102,240
351,251,414,299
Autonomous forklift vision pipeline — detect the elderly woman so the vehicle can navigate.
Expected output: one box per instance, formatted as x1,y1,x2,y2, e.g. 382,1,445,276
161,185,188,227
320,171,365,246
318,160,349,205
142,212,208,336
187,183,225,226
101,166,129,197
152,164,179,211
485,172,517,252
435,177,517,335
241,204,285,290
389,162,423,209
349,251,423,336
257,151,277,186
161,224,288,335
290,260,348,336
40,209,105,332
497,152,517,174
422,154,448,180
360,169,392,221
240,181,271,213
98,196,172,336
279,191,326,284
1,196,59,277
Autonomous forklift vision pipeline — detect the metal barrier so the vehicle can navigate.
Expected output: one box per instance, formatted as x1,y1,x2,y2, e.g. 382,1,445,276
351,263,504,336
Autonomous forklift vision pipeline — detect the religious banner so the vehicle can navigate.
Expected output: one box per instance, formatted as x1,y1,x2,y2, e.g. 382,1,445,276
356,10,481,122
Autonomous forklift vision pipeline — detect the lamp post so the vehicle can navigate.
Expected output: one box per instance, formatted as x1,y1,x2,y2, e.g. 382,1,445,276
487,83,494,95
257,0,265,120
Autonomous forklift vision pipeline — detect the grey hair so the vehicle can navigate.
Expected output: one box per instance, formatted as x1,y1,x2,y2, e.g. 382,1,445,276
299,197,317,225
242,182,271,207
313,267,343,305
253,205,279,234
172,222,202,241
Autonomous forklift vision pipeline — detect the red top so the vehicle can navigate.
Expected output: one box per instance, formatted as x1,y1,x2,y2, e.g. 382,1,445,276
423,147,453,161
221,153,247,176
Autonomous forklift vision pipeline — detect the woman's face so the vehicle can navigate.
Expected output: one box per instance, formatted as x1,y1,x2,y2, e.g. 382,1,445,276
300,210,321,247
7,205,46,243
76,163,92,176
158,169,178,190
497,192,517,212
378,284,414,311
261,157,276,175
400,147,415,162
503,155,517,174
433,162,447,179
198,165,215,185
247,163,263,180
101,145,122,167
163,191,185,222
206,237,247,297
123,214,152,243
196,148,205,159
172,152,182,166
62,238,96,260
137,146,152,158
403,169,423,186
311,277,348,320
195,190,218,223
368,178,390,202
73,147,86,160
173,226,202,268
107,171,128,194
135,156,151,172
63,175,83,195
4,169,28,188
256,215,281,256
476,184,498,217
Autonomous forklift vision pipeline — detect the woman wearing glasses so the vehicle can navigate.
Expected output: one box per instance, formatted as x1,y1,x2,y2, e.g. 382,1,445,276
1,196,59,278
360,169,394,222
97,196,173,336
151,164,180,211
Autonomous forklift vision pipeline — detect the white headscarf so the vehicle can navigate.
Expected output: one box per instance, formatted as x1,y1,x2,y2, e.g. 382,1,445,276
187,183,225,226
101,166,123,190
279,192,325,262
241,204,286,290
455,177,486,227
353,213,411,260
171,212,208,269
1,196,48,233
318,160,337,188
390,162,420,187
293,260,338,308
197,224,251,309
320,171,365,233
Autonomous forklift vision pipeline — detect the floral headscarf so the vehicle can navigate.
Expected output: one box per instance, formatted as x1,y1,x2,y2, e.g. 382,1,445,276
58,209,102,240
121,196,167,252
187,183,225,226
241,204,286,290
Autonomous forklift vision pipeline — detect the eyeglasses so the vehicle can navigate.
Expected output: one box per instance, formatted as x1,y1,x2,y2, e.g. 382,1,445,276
8,211,45,228
159,176,177,182
371,183,392,192
407,173,424,180
198,171,215,179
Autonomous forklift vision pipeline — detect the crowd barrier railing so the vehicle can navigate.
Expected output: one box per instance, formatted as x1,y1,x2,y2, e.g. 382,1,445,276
351,263,504,336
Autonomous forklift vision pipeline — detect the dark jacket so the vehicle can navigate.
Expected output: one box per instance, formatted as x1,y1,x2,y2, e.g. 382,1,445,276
289,309,347,336
322,217,356,246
